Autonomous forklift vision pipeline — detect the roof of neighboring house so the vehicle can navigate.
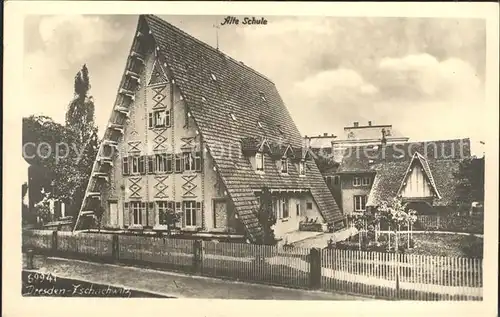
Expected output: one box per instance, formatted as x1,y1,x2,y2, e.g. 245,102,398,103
337,138,470,173
143,15,343,241
360,139,470,207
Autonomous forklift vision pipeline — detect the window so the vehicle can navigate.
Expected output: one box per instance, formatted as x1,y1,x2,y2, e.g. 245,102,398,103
166,154,173,172
122,157,129,175
183,201,199,226
259,92,266,102
149,109,171,128
353,177,362,187
299,161,306,176
354,195,367,211
156,154,167,173
230,113,237,121
131,156,140,174
130,201,144,225
306,202,313,210
210,73,217,81
362,177,371,186
175,154,183,173
334,176,340,185
257,121,263,128
255,152,264,171
281,158,288,174
183,152,195,171
272,197,289,219
296,203,300,216
325,176,332,187
158,201,175,225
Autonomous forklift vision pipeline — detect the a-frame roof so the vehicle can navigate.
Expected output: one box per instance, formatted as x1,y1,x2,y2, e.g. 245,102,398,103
396,152,441,199
141,15,343,241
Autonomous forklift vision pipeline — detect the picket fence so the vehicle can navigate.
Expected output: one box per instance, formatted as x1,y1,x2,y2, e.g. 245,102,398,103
414,215,483,234
22,230,483,300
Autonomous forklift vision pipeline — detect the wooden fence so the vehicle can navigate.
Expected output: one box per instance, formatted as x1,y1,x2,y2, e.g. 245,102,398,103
22,230,483,300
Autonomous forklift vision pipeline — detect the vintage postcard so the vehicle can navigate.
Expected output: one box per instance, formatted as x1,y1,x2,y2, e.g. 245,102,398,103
3,1,499,317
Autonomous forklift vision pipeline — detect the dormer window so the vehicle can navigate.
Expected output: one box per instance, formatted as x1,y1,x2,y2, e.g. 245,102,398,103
201,96,207,102
259,92,266,102
210,73,217,81
299,160,306,176
257,121,263,128
230,113,237,121
281,157,288,174
276,125,284,135
255,152,264,172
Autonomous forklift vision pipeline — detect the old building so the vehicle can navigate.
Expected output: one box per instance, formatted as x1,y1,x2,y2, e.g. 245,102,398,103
329,138,471,215
73,15,345,244
331,121,410,162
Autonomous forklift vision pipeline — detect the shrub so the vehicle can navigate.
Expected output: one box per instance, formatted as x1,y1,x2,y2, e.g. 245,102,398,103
460,234,483,258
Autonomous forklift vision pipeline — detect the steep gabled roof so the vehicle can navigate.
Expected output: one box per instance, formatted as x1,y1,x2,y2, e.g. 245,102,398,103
395,152,441,199
142,15,343,241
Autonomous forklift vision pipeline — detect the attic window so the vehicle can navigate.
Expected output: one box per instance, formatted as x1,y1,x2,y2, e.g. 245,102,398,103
230,113,237,121
210,73,217,81
259,92,266,102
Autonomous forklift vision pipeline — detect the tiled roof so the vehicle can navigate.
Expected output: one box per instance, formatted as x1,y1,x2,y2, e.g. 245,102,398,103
337,138,470,173
364,139,470,207
143,15,343,242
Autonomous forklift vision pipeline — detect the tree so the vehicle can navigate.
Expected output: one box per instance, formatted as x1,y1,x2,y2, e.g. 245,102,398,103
62,65,100,221
378,198,417,252
454,157,485,214
257,186,277,245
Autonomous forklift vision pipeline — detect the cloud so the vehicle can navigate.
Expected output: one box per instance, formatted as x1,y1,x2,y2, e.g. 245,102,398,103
294,68,378,97
377,53,482,100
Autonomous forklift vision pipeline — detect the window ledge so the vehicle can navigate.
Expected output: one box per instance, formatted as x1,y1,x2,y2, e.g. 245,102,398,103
280,173,289,176
255,170,265,175
280,218,290,222
153,225,170,231
128,224,144,230
299,174,306,178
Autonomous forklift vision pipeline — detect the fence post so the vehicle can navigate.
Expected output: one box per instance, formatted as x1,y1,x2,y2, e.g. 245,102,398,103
112,234,119,262
51,230,58,255
192,239,203,274
309,248,321,289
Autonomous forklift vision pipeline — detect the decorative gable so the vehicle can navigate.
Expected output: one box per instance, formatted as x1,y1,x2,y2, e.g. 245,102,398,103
148,60,169,86
397,152,441,199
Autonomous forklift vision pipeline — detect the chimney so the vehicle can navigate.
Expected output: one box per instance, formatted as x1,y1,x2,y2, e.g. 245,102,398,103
323,133,328,137
353,122,359,127
368,121,372,126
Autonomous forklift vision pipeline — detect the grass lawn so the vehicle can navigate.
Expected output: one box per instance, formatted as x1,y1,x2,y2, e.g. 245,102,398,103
383,232,483,258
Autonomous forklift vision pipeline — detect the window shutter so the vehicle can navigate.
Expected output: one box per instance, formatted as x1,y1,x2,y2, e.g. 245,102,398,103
139,156,146,174
148,113,154,128
148,202,155,227
178,202,184,227
166,154,173,173
196,202,202,227
195,152,202,172
148,155,155,174
140,202,147,225
123,157,129,175
123,202,130,226
166,110,171,127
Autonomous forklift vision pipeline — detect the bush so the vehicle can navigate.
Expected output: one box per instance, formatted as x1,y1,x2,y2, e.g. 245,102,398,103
460,234,483,258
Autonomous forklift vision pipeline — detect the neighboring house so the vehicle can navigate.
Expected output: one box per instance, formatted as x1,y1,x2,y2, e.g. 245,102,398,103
73,15,345,244
331,121,410,163
329,138,471,215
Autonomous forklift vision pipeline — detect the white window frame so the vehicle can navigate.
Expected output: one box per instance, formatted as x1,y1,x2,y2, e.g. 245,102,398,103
353,177,362,187
131,201,143,225
150,109,171,129
354,195,367,212
273,197,289,220
334,175,340,185
255,152,264,172
131,156,140,174
281,157,288,174
183,152,195,171
156,154,167,173
184,201,197,227
362,177,371,186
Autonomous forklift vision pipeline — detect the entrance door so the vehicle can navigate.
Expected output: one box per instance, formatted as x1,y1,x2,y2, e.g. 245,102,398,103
109,202,118,227
213,199,228,229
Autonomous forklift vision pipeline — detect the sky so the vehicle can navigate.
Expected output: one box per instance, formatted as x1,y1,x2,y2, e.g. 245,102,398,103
23,15,487,155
